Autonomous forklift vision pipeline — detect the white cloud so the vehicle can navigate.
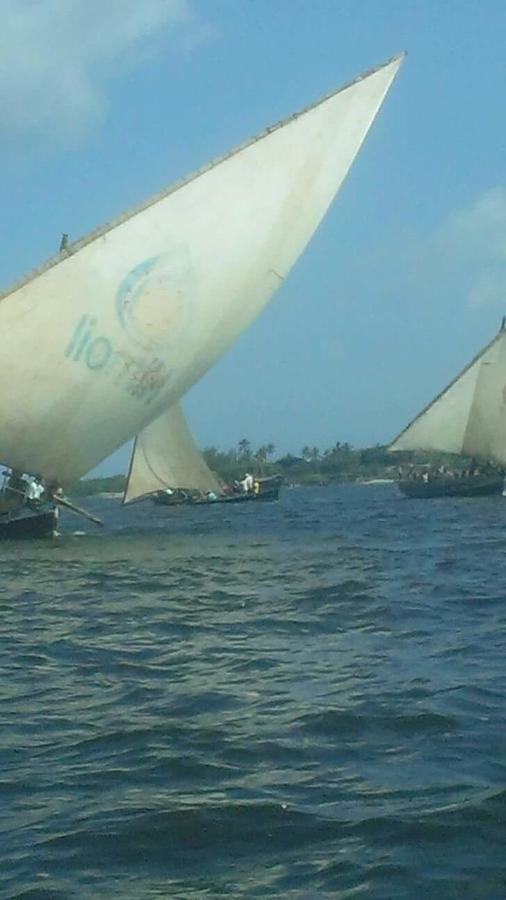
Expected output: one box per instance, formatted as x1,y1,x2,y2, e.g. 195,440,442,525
0,0,195,142
467,268,506,308
432,188,506,307
378,188,506,312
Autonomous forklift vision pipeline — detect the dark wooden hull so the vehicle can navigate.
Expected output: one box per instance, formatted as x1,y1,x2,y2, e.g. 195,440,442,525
153,477,282,507
398,476,504,499
194,485,280,505
153,491,193,506
0,506,58,540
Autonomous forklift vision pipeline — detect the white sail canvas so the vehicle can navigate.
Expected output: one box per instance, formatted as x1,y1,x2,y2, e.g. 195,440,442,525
124,403,221,503
0,55,403,485
390,328,506,466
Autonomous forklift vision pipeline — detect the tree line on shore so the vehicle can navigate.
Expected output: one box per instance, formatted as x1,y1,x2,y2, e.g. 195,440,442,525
71,439,461,496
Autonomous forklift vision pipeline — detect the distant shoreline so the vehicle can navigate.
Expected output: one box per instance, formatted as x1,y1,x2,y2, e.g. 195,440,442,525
71,444,473,497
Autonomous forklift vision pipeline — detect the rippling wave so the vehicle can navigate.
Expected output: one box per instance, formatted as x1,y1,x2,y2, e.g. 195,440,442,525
2,485,506,898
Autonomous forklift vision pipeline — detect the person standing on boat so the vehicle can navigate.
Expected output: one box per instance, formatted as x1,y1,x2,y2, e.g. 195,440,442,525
26,476,44,504
241,473,254,493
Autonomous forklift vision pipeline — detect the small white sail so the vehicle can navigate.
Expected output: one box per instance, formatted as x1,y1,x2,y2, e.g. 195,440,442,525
0,54,404,485
124,402,221,503
390,327,506,465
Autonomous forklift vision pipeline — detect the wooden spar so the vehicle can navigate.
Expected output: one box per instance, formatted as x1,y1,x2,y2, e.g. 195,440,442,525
54,494,103,526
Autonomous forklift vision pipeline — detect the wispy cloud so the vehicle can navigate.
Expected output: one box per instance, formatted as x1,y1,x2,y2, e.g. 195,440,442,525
369,188,506,313
435,188,506,307
420,188,506,308
0,0,197,143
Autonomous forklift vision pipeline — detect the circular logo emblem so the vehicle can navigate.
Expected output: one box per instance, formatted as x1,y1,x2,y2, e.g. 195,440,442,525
116,248,193,353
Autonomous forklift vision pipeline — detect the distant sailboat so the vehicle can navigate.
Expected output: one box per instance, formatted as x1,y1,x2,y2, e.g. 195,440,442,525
123,404,282,506
0,54,404,534
123,403,222,504
390,320,506,498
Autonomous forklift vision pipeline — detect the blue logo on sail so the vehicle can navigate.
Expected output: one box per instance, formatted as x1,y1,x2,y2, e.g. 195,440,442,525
115,252,191,353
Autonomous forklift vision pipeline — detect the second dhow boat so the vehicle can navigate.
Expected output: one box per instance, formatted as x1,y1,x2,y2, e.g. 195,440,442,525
151,477,283,506
122,402,282,507
123,402,223,506
390,320,506,498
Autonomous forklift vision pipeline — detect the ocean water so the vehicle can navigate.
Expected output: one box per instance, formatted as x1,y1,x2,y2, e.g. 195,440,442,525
2,484,506,899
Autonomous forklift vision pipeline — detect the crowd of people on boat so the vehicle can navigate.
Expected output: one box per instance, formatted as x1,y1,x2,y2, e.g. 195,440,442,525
201,473,263,501
231,473,261,495
0,468,60,513
398,460,504,483
159,473,266,504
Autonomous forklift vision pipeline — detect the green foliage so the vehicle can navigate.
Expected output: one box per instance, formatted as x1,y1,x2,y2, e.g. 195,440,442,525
200,440,474,485
70,474,126,496
207,440,413,484
69,441,472,494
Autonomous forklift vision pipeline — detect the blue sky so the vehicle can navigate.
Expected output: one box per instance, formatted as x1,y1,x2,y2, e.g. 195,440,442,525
1,0,506,474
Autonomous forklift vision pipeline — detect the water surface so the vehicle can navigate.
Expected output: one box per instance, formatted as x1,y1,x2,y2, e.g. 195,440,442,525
2,484,506,898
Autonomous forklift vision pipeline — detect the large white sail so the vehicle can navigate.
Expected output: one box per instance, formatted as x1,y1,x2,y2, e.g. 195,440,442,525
0,54,404,485
390,326,506,465
124,403,221,503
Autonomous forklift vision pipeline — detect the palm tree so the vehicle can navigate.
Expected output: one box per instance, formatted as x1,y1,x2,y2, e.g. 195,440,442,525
255,445,269,474
237,438,251,461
